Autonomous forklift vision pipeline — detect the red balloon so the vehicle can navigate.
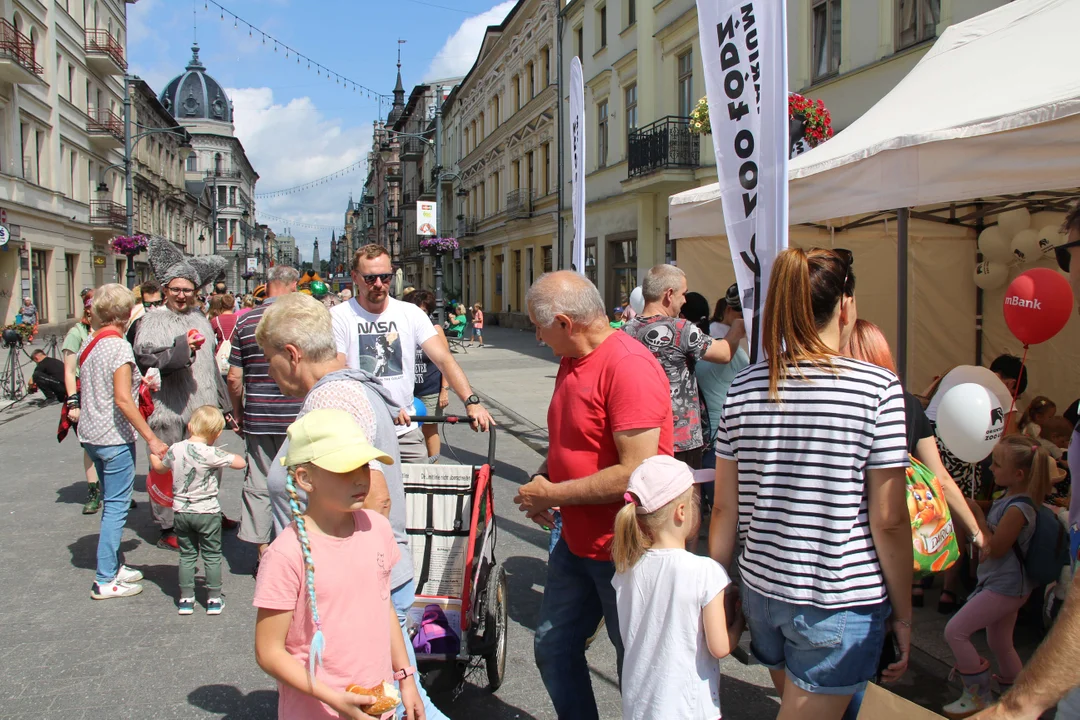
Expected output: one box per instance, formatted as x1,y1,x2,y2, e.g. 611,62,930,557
1002,268,1074,345
146,468,173,507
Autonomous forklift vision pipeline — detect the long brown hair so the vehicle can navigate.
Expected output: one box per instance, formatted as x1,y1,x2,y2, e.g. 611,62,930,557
1018,396,1056,430
762,248,852,398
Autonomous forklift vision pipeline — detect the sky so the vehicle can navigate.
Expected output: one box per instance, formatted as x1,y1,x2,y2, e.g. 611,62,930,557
127,0,516,263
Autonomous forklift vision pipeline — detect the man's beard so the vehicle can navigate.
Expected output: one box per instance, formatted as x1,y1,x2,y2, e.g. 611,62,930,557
366,287,387,304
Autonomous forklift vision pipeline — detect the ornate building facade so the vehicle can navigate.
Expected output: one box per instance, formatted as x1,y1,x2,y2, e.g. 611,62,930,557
441,0,557,325
159,44,259,291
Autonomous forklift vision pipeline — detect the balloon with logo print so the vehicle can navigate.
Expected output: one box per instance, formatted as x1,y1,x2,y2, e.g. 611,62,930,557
974,260,1009,290
1011,229,1042,265
936,383,1006,463
1003,268,1074,345
978,227,1012,263
629,286,645,315
997,207,1031,238
1036,224,1064,260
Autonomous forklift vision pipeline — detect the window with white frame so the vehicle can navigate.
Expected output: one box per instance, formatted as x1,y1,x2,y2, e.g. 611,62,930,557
626,0,635,27
625,83,638,146
598,5,608,49
597,99,609,168
812,0,841,80
896,0,939,50
677,51,693,118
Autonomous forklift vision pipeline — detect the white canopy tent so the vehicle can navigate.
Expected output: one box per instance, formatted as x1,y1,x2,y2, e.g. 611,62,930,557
671,0,1080,235
668,0,1080,401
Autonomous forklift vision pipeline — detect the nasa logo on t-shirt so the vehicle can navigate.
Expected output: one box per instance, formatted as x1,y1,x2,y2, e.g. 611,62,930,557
356,320,402,378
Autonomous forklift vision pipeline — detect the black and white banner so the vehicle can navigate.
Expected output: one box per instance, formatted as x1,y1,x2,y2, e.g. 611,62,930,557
697,1,788,362
570,56,586,276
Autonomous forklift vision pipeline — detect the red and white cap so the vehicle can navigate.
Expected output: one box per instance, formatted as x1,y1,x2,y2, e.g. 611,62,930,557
624,455,713,514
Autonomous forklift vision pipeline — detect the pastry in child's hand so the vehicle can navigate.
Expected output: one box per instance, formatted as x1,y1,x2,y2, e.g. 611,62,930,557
346,681,400,716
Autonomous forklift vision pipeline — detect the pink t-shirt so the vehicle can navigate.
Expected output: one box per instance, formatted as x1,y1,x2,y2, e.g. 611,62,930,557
473,309,483,329
254,510,400,720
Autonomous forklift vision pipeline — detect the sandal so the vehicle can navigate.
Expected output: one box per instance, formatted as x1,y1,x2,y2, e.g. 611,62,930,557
938,590,963,615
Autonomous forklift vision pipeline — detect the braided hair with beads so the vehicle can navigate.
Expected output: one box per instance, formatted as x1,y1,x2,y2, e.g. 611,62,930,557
285,466,326,679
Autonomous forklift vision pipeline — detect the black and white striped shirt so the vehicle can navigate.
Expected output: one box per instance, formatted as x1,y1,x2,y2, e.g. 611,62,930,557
715,357,909,609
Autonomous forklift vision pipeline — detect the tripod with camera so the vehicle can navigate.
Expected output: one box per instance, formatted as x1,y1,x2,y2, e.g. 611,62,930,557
1,328,28,402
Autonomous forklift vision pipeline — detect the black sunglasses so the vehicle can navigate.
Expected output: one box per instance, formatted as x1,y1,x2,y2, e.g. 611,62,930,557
1055,240,1080,273
811,247,854,294
143,299,164,308
361,273,394,285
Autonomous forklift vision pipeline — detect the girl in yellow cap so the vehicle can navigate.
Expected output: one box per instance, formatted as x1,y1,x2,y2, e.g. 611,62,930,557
253,409,424,719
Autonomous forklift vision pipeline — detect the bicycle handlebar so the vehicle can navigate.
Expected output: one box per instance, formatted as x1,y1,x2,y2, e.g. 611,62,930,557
411,415,496,468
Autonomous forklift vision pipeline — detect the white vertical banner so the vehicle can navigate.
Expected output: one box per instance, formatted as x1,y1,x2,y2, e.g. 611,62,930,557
569,56,586,276
697,1,788,362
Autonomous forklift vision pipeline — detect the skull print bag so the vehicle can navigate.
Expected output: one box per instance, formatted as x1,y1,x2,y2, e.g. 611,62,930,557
907,456,960,579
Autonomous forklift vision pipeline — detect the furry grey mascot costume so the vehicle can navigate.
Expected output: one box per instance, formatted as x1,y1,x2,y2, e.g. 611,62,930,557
135,238,229,538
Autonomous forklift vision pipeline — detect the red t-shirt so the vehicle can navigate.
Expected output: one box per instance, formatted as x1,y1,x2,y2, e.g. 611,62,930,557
547,331,674,560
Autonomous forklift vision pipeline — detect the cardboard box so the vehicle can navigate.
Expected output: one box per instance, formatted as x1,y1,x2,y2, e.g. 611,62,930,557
858,683,947,720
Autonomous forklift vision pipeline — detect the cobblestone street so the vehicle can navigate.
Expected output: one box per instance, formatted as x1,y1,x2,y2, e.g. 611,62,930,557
0,328,1048,718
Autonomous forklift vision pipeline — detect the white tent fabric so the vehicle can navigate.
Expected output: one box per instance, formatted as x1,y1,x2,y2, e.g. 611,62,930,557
670,0,1080,238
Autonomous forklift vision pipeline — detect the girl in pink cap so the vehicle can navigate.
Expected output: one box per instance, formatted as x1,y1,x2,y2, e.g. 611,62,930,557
611,455,744,720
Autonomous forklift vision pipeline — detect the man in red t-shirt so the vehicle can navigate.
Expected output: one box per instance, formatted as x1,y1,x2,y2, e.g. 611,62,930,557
515,271,673,720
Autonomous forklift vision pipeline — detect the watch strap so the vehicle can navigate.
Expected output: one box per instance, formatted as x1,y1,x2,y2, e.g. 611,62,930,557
465,394,481,406
393,665,416,681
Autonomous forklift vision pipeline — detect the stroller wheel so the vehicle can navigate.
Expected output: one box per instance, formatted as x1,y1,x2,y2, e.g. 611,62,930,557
482,564,508,691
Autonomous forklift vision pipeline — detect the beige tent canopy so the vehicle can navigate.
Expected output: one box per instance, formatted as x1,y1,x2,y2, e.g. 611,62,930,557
669,0,1080,404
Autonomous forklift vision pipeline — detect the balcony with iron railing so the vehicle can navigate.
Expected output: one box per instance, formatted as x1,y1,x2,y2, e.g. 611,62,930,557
402,179,418,206
205,168,243,180
418,179,435,201
385,163,402,184
86,107,124,147
0,18,43,85
84,29,126,73
90,200,127,230
627,116,700,179
400,136,427,161
506,189,535,220
456,216,479,237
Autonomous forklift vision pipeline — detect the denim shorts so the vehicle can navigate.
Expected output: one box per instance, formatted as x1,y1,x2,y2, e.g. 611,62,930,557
742,584,890,695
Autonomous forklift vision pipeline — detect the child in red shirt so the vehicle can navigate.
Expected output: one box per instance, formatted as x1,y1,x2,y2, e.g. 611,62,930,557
253,409,424,719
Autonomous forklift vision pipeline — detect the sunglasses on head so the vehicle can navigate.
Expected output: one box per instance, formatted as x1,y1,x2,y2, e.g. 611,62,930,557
1055,240,1080,273
361,273,394,285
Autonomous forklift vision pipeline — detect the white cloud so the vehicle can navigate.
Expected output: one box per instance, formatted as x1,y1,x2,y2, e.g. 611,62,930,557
227,87,371,262
424,1,516,81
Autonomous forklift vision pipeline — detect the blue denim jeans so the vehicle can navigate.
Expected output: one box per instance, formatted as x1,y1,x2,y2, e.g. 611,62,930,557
548,510,563,554
83,443,136,585
534,537,623,720
391,579,449,720
742,584,890,696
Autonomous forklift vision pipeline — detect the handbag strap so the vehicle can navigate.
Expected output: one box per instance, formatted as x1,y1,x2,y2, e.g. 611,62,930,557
77,326,123,368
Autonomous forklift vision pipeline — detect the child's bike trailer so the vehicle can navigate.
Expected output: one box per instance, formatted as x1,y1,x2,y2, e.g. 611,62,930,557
402,415,507,692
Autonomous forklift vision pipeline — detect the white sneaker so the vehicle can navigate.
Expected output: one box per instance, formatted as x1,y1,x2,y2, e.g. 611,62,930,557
91,579,143,600
943,688,988,718
115,565,143,583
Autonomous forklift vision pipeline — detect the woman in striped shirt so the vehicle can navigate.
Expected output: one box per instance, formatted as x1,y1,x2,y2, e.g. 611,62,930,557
709,248,914,719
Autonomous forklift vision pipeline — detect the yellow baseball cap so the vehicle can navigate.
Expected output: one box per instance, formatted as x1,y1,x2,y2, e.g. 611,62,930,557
282,409,394,473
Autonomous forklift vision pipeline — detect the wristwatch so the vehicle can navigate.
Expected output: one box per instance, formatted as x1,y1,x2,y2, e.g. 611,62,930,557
464,394,481,406
393,665,417,681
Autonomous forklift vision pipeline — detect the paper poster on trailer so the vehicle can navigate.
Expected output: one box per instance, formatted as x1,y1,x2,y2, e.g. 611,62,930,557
696,0,789,362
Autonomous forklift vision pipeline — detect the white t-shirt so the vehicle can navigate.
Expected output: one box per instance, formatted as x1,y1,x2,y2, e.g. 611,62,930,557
925,365,1014,422
331,297,436,435
612,549,730,720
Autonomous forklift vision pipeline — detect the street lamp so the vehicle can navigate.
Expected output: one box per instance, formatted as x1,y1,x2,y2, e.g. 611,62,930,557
103,74,197,289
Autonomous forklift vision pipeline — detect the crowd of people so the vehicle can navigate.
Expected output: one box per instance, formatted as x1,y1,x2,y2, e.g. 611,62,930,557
42,202,1080,720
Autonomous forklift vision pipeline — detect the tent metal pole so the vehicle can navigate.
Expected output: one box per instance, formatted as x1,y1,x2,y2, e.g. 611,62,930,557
974,202,986,366
896,207,909,383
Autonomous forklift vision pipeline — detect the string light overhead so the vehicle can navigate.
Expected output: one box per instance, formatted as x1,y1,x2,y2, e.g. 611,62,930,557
256,209,343,232
202,0,395,101
255,161,368,199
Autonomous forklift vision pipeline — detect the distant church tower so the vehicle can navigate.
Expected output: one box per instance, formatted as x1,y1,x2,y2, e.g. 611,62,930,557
312,238,320,271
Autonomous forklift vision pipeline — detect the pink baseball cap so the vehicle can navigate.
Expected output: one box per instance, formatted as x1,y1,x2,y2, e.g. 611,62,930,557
624,455,713,514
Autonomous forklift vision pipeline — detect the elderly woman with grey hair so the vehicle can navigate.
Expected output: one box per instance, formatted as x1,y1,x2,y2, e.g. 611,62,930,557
254,292,453,720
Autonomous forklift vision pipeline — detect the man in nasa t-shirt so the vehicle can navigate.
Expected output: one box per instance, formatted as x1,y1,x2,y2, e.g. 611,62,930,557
331,244,493,462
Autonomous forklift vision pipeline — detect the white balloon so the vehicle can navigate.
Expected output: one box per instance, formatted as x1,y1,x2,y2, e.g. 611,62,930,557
997,207,1031,237
1036,224,1064,259
936,383,1006,463
629,286,645,314
973,260,1009,290
977,227,1012,263
1010,229,1042,265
